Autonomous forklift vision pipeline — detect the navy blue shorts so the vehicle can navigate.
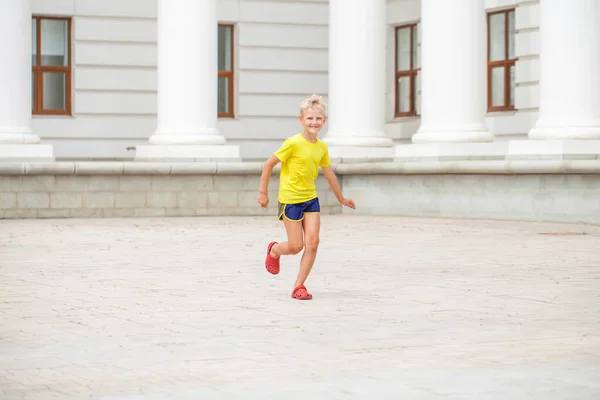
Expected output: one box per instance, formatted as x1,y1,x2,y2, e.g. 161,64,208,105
278,197,320,221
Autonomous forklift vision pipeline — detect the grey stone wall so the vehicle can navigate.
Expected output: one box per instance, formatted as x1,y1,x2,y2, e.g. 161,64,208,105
1,161,599,223
0,173,339,219
342,174,600,224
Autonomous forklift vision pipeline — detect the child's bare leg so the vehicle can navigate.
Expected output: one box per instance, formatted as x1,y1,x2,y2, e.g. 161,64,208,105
294,213,320,288
271,218,303,258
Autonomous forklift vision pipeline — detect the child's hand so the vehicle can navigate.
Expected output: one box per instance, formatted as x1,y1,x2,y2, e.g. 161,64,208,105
257,192,269,208
341,197,355,209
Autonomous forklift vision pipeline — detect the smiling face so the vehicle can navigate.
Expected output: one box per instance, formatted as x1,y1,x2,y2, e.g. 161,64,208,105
299,107,326,136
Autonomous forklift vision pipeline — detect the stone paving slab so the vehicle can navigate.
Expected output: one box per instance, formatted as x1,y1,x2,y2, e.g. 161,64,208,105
0,215,599,399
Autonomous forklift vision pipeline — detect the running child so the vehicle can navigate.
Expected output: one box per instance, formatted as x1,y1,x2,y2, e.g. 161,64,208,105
257,94,356,300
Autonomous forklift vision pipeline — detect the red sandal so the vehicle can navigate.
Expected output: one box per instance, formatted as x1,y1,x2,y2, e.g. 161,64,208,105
291,285,312,300
265,241,280,275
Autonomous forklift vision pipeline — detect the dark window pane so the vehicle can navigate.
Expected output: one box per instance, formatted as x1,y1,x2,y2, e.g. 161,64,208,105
32,19,37,65
218,25,232,71
43,72,66,110
218,76,230,113
509,65,515,106
396,27,411,71
508,11,516,59
397,75,411,113
31,72,35,110
41,19,69,66
491,67,505,107
489,13,505,61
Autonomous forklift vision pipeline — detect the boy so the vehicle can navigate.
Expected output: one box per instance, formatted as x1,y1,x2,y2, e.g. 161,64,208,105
257,94,355,300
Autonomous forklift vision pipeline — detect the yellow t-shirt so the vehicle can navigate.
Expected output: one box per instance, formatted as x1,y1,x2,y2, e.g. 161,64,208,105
274,133,331,204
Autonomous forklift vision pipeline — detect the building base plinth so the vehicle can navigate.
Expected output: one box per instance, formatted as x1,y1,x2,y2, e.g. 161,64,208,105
135,145,241,162
508,140,600,160
327,146,394,162
395,142,508,161
0,144,54,161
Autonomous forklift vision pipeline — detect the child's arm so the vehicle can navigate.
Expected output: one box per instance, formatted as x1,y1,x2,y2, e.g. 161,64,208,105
322,166,355,209
257,155,280,207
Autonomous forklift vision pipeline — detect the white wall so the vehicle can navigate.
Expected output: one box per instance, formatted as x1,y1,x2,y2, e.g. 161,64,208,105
31,0,329,160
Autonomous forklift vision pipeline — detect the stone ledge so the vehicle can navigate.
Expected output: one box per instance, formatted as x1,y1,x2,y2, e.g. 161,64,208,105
1,159,600,176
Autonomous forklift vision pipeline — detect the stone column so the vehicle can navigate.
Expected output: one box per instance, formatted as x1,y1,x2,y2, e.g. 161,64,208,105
0,0,53,161
528,0,600,140
136,0,239,161
410,0,493,144
323,0,393,160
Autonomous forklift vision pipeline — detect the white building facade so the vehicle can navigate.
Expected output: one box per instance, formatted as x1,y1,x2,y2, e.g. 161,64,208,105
1,0,599,223
3,0,598,162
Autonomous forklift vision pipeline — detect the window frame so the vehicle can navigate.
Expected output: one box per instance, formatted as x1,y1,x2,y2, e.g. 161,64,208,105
31,16,72,116
487,9,516,112
394,23,420,118
218,23,234,119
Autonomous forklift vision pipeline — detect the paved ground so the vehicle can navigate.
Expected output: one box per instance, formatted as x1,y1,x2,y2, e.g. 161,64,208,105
0,215,599,399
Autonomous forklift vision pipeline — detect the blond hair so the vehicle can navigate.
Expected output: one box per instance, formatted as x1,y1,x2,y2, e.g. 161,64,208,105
299,94,327,117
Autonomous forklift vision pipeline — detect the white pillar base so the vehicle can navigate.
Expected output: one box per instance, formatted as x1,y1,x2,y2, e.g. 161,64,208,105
411,124,494,144
508,140,600,160
327,146,394,162
528,125,600,141
0,144,54,161
135,144,240,162
395,142,507,161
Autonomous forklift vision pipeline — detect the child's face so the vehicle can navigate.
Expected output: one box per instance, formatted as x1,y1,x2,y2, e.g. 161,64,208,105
299,107,326,135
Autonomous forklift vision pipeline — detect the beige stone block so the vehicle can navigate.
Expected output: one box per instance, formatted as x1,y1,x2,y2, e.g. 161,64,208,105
214,176,244,192
134,208,165,217
242,175,261,191
165,208,198,217
152,176,212,192
315,176,332,190
237,191,259,207
25,162,74,174
54,176,89,192
194,207,238,216
88,176,120,191
178,192,208,208
83,192,114,208
17,192,49,208
0,192,17,209
21,176,56,192
37,209,70,218
1,209,37,218
147,192,177,208
75,162,123,174
123,162,171,174
216,162,261,174
115,192,147,208
120,176,152,191
69,208,103,218
50,192,83,209
209,192,238,208
170,162,217,174
0,177,22,191
0,163,25,174
103,208,135,218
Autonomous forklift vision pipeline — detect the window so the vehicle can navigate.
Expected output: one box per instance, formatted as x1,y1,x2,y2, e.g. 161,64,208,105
218,24,234,118
487,9,516,112
395,23,420,118
31,17,72,115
